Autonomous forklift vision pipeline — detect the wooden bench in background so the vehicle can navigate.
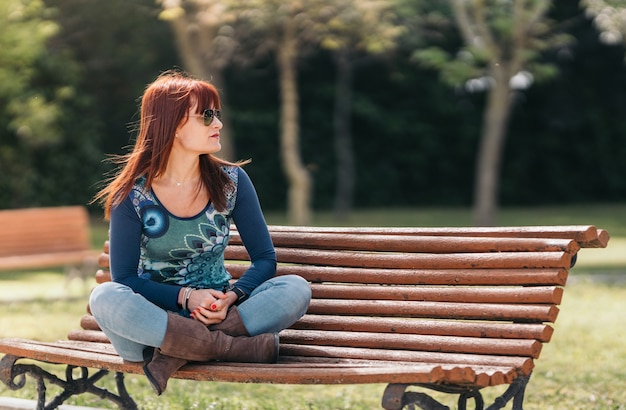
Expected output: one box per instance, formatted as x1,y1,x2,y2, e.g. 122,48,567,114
0,206,99,274
0,225,609,410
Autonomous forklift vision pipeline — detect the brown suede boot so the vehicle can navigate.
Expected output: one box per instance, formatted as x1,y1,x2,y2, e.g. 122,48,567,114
142,347,187,396
159,312,278,363
143,313,278,395
208,306,249,336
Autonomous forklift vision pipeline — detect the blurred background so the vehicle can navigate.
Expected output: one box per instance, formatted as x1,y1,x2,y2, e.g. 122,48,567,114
1,0,625,226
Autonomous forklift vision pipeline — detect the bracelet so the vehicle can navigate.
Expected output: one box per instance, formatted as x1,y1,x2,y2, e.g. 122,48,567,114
182,287,194,311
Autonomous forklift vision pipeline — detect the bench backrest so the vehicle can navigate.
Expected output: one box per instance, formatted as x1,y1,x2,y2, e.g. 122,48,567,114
225,227,582,376
86,225,607,386
0,206,91,257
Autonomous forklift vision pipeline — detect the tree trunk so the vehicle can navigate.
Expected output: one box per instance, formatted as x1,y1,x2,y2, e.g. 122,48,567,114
333,49,355,222
473,64,515,226
166,15,235,161
277,23,312,225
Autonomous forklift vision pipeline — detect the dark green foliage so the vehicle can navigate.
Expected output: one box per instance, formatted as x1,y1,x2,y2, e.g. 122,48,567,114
2,1,626,212
503,6,626,205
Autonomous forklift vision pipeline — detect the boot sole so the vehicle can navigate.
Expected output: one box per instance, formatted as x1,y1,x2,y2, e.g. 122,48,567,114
142,347,164,396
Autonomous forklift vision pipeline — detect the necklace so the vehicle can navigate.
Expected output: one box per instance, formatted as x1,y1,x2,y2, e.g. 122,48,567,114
159,175,199,188
174,178,198,188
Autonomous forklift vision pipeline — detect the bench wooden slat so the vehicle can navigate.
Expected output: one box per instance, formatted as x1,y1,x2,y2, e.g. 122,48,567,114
279,355,518,386
95,251,573,286
79,315,100,331
177,362,456,385
96,262,569,286
227,264,570,286
77,314,554,342
257,225,610,248
67,325,542,360
67,329,109,343
183,360,480,386
230,232,579,254
95,269,110,284
307,299,559,322
278,344,534,379
226,246,574,269
279,329,542,358
0,251,98,271
291,315,554,342
310,284,563,304
67,326,542,359
0,233,87,255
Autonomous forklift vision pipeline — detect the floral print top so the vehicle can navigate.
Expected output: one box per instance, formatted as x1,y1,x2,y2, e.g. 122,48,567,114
107,166,276,312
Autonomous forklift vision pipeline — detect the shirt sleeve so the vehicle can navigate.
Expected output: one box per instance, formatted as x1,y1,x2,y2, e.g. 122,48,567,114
231,167,277,295
109,195,180,311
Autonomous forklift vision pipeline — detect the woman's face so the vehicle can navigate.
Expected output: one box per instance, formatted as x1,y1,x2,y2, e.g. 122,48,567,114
173,103,222,156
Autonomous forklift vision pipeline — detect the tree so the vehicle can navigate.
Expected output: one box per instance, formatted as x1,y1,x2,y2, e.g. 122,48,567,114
0,0,60,148
0,0,102,208
582,0,626,44
319,0,404,221
414,0,570,226
157,0,238,160
158,0,344,224
231,0,406,224
231,0,347,225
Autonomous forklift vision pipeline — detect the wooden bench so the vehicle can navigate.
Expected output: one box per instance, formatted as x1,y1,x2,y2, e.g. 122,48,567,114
0,206,99,274
0,224,609,410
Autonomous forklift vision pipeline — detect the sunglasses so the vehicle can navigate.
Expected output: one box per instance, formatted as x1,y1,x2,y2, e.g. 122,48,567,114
191,109,221,126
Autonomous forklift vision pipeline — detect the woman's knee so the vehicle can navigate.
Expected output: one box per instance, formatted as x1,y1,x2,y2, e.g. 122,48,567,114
89,281,115,313
280,275,311,314
285,274,311,301
88,281,133,319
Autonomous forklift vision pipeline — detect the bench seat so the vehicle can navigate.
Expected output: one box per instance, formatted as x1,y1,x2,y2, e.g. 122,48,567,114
0,338,511,386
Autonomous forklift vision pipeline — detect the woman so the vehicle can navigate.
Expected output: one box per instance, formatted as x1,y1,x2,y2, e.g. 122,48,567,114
89,70,311,395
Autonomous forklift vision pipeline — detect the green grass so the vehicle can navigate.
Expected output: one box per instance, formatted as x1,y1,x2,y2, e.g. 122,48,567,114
2,204,625,409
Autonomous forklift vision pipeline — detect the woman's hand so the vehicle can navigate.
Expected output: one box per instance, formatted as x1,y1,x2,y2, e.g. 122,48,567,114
187,288,237,325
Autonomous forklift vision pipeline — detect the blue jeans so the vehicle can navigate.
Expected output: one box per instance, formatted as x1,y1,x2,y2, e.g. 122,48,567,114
89,275,311,362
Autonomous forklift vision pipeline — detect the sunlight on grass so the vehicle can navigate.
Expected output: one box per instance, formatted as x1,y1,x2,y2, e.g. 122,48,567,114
0,270,95,303
527,282,626,410
574,237,626,269
0,272,95,340
0,298,90,341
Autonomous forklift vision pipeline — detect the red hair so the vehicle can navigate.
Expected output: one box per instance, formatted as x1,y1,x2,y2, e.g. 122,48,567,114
93,70,244,219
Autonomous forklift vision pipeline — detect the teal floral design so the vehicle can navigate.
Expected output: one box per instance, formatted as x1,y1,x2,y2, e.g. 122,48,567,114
131,166,238,289
172,213,231,288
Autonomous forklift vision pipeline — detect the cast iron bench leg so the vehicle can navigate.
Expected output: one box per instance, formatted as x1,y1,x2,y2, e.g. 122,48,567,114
0,354,138,410
382,376,530,410
485,374,530,410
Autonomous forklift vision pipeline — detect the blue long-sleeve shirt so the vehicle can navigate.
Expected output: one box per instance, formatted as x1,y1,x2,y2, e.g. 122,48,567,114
108,166,276,311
